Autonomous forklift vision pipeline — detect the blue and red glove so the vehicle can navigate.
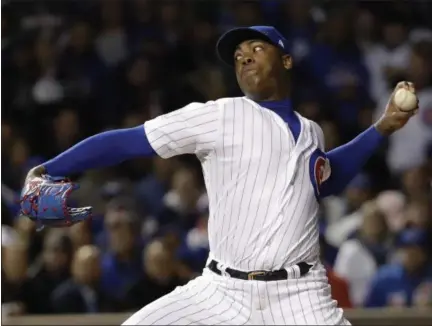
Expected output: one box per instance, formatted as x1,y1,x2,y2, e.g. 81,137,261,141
20,175,92,230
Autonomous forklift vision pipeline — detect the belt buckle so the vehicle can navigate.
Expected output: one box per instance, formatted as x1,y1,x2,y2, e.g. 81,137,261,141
248,271,266,280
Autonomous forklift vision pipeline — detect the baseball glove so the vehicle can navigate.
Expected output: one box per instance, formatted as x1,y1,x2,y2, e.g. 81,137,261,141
20,175,92,230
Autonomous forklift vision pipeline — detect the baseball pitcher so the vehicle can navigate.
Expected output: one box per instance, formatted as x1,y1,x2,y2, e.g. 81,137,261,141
21,26,418,325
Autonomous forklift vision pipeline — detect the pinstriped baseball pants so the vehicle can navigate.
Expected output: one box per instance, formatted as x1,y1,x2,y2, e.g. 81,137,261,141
122,263,351,325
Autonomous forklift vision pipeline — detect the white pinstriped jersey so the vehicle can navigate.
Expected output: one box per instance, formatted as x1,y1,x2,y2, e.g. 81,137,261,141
144,97,330,272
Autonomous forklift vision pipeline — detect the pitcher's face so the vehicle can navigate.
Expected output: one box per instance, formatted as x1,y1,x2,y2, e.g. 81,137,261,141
234,39,292,99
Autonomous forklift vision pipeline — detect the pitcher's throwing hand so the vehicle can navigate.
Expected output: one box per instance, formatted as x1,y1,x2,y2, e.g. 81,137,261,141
375,81,419,135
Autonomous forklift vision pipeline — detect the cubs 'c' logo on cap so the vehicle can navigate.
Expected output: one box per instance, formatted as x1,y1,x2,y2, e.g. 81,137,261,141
309,148,331,200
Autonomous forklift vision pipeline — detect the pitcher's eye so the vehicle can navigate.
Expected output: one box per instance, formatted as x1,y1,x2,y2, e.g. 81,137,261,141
234,54,242,61
253,46,263,52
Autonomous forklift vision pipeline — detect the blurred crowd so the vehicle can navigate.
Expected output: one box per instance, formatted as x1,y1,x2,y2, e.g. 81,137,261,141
2,0,432,317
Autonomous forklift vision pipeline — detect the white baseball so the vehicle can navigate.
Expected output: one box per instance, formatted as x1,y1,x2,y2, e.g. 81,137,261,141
393,88,417,112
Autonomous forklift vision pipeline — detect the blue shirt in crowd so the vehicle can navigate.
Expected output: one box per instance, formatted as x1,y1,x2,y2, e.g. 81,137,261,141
364,263,432,308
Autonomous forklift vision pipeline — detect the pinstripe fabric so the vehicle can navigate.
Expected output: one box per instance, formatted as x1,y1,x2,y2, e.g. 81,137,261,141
122,271,253,325
126,97,352,325
122,265,350,325
144,102,221,159
201,97,323,272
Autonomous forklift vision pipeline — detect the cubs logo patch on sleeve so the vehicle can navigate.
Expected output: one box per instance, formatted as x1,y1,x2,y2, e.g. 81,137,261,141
309,148,331,200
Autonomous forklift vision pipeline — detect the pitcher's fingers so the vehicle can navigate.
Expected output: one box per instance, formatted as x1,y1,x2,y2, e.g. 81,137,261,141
392,111,414,120
406,81,416,93
394,81,415,93
395,81,407,90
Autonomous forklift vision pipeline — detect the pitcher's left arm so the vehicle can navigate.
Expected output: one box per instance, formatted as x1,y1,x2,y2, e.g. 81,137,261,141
318,81,418,198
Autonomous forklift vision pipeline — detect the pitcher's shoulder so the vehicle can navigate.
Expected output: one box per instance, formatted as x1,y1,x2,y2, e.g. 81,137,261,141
213,97,257,109
298,115,323,133
300,116,325,151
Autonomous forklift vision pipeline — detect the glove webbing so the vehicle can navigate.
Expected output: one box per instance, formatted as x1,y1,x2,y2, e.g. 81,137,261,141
20,179,74,231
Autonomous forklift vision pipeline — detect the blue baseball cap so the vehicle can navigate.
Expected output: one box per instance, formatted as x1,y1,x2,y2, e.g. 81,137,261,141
216,26,290,66
397,228,429,248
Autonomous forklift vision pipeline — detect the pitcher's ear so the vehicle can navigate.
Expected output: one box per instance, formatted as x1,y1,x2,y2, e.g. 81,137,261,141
282,54,292,70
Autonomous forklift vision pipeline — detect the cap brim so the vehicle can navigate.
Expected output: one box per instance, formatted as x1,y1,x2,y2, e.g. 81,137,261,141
216,28,274,67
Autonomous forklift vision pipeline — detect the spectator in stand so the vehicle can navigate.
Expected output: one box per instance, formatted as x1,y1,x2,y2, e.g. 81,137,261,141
334,201,390,306
159,1,186,49
404,198,431,230
57,20,105,98
325,174,373,247
99,199,142,303
229,1,263,28
2,42,35,121
71,166,120,222
1,238,30,316
375,190,406,233
156,225,183,257
6,137,32,190
135,157,178,217
31,37,63,107
388,197,431,264
95,196,137,250
95,0,127,68
126,0,160,54
305,6,371,140
68,221,93,253
57,19,109,130
354,9,379,54
156,166,207,231
401,165,430,202
117,54,155,115
319,234,352,309
319,119,342,152
364,228,432,307
343,173,373,213
50,109,83,157
25,230,73,314
13,215,44,264
277,0,318,64
2,183,20,221
376,41,432,175
123,239,184,311
177,211,210,274
186,16,219,66
365,14,411,102
51,245,114,313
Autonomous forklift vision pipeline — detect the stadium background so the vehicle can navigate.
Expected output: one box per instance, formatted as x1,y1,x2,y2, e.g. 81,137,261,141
1,0,432,322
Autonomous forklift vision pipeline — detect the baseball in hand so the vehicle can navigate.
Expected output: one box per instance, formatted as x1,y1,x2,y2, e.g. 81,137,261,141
393,88,417,112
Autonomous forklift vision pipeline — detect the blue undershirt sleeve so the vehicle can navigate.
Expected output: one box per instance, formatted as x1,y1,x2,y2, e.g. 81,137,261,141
43,126,156,176
320,126,385,197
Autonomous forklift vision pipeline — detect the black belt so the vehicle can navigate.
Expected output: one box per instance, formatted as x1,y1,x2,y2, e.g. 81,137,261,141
207,260,312,281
